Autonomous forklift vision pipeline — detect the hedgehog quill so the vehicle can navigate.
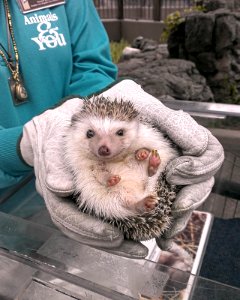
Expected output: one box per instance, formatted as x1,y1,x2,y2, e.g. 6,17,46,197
64,96,180,241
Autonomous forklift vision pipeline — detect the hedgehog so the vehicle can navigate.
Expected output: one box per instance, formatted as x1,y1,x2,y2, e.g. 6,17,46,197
63,96,180,241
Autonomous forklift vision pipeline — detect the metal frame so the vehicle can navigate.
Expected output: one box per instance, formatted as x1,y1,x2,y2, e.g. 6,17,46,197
160,99,240,119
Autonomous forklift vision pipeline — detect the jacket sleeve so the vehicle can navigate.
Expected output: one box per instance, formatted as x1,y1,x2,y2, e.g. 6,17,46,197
0,126,32,189
65,0,118,97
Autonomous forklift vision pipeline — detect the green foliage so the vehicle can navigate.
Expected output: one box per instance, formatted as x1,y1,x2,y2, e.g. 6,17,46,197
226,83,240,104
110,39,129,64
161,10,184,43
160,4,206,43
221,75,240,104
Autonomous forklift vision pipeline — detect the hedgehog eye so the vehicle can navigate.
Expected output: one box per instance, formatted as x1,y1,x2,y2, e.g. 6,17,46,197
86,129,95,138
116,129,124,136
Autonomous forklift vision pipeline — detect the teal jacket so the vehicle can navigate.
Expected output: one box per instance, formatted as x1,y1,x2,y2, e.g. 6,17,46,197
0,0,117,188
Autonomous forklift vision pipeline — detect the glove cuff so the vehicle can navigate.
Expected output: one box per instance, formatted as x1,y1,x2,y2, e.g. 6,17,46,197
20,121,36,166
0,126,32,175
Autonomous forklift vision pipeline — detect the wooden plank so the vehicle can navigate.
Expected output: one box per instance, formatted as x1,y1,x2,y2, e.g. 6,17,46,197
200,193,217,215
232,156,240,217
208,152,233,217
222,198,239,219
201,193,225,218
232,156,240,183
198,151,240,219
234,201,240,218
222,154,240,218
213,152,234,189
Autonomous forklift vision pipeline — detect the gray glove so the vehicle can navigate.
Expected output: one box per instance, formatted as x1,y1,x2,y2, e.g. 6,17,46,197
20,98,149,259
20,79,224,256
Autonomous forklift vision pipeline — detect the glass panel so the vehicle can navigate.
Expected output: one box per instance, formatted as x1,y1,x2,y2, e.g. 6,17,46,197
0,212,239,299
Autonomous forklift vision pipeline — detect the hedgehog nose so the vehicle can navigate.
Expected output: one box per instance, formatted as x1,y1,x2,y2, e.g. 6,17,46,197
98,145,111,156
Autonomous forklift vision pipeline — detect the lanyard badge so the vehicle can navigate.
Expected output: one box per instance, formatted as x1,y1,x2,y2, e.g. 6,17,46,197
17,0,65,13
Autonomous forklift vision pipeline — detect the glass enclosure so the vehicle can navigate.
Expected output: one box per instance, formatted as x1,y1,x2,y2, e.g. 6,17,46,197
0,211,240,300
0,101,239,299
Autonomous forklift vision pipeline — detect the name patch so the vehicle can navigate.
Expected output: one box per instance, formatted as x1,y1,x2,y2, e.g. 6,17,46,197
17,0,65,13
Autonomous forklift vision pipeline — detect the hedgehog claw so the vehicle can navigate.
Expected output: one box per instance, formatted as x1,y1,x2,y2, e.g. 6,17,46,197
148,149,161,177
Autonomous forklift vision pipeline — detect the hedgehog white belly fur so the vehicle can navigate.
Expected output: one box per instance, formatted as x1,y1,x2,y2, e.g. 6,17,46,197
64,96,180,241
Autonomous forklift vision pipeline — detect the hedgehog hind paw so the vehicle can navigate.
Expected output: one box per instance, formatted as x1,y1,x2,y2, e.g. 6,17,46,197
135,195,158,213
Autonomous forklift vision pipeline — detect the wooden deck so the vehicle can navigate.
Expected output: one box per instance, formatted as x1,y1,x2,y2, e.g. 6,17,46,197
198,128,240,219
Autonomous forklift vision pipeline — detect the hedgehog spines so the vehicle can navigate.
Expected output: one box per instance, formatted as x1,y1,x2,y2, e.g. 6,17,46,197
73,96,139,124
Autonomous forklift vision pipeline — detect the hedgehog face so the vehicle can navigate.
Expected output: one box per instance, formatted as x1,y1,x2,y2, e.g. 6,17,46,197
85,117,140,160
69,114,140,161
69,97,141,161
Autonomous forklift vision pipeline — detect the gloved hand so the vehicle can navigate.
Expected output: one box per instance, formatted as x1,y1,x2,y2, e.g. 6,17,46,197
20,79,224,257
20,97,149,259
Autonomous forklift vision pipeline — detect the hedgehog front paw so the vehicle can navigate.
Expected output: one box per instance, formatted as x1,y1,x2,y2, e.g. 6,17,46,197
148,149,161,177
135,148,150,161
136,195,158,213
107,175,121,187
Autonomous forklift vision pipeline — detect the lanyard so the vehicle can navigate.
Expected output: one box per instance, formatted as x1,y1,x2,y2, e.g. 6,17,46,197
0,0,28,105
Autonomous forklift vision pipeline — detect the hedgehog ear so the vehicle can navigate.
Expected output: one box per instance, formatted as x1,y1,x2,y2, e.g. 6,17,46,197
71,112,81,125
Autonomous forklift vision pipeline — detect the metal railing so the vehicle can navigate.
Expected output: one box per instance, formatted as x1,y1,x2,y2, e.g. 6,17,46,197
94,0,194,21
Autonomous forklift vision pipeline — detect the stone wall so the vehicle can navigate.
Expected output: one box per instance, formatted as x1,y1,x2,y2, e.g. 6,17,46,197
118,42,213,101
203,0,240,11
168,0,240,103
